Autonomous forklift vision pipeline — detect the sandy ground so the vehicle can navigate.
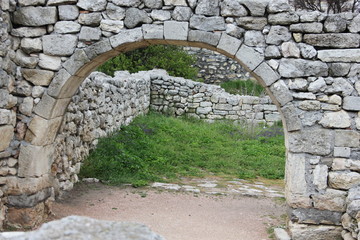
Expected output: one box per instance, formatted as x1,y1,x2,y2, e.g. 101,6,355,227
51,182,286,240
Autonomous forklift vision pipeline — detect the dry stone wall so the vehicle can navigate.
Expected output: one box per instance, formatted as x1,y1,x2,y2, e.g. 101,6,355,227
54,69,279,194
1,0,360,239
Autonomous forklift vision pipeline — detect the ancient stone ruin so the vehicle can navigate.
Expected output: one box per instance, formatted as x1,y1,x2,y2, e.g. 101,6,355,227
1,0,360,239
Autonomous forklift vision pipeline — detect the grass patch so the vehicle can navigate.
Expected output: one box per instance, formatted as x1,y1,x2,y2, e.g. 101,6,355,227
220,79,266,96
80,112,285,186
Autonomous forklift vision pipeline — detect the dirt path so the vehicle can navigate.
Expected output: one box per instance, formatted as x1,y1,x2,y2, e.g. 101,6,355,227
51,179,286,240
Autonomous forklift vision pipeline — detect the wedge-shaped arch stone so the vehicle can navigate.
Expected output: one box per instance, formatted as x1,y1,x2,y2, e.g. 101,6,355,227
25,115,63,146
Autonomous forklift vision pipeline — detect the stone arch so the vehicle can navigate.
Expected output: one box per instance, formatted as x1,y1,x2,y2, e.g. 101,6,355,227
1,0,360,238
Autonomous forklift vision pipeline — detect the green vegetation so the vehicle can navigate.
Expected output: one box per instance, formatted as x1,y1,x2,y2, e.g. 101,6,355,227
80,112,285,186
220,79,266,96
97,45,198,79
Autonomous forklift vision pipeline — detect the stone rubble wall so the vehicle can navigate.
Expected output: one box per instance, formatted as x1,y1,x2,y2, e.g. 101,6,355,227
54,69,280,194
183,47,252,84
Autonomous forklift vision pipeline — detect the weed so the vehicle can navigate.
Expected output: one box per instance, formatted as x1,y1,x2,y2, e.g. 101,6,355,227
220,79,266,96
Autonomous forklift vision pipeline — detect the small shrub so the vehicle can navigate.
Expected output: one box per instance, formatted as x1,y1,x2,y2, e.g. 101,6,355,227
97,45,199,79
220,79,266,96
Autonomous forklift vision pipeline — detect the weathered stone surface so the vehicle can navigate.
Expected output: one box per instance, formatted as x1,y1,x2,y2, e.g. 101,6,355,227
281,42,300,58
2,216,164,240
298,100,320,110
11,27,47,38
244,31,265,47
58,5,79,21
34,93,71,119
270,80,293,106
235,45,264,71
237,0,270,16
13,7,57,27
288,129,333,155
105,3,125,21
348,14,360,33
8,188,51,208
290,23,323,33
0,125,13,152
268,12,299,25
7,202,47,230
21,69,54,86
18,144,55,177
54,21,81,34
151,10,171,21
14,50,39,69
266,26,291,45
329,171,360,190
21,38,42,54
38,54,61,71
63,49,90,76
289,208,342,225
313,165,328,191
42,35,77,56
47,0,77,5
163,0,186,6
142,24,163,39
298,43,317,59
325,78,354,96
79,27,102,41
217,33,242,56
18,0,45,6
188,30,220,46
124,8,152,29
253,62,279,87
265,45,281,58
268,0,291,13
144,0,162,9
100,20,124,33
319,110,351,129
172,7,192,21
77,0,106,11
324,15,347,33
164,21,188,40
110,28,143,49
289,78,307,91
190,15,225,31
236,17,267,30
278,59,328,78
78,13,102,26
25,116,62,146
329,63,351,77
289,222,342,240
335,130,360,148
195,0,219,16
220,0,247,17
318,49,360,62
304,34,360,48
343,97,360,111
281,104,301,131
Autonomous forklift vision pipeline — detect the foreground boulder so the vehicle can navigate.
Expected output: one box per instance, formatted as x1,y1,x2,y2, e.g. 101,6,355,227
0,216,165,240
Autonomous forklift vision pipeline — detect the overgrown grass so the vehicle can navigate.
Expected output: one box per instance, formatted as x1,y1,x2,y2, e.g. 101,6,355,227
80,113,285,186
220,79,266,96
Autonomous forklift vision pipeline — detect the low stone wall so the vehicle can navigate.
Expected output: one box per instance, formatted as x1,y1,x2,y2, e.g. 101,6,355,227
53,69,279,193
183,47,252,84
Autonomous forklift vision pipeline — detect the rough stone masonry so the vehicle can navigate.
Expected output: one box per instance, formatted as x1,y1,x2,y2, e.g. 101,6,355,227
1,0,360,239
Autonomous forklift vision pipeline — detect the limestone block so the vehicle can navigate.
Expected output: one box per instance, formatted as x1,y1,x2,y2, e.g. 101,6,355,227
18,144,55,177
288,78,307,91
253,62,279,87
188,30,221,46
151,10,171,21
0,109,13,125
237,0,270,16
14,50,38,69
21,69,54,86
265,45,281,58
236,17,267,30
8,188,52,208
54,21,81,34
63,49,90,76
289,208,342,225
105,3,125,21
21,38,42,54
189,15,225,32
226,24,245,38
235,45,264,71
244,31,265,47
0,125,14,152
83,39,113,61
25,115,63,146
196,107,211,114
343,97,360,111
18,0,45,6
298,100,320,110
289,221,342,240
34,93,71,119
48,0,77,5
42,35,78,56
292,92,316,100
324,15,347,33
318,49,360,62
217,33,242,56
79,27,101,41
144,0,162,9
281,42,300,58
172,6,192,21
288,129,333,155
78,13,102,26
278,59,328,78
325,78,354,96
11,27,47,38
313,164,328,191
298,43,317,59
32,86,45,98
335,130,360,148
267,0,291,13
285,153,311,208
195,0,219,16
304,33,360,48
334,147,351,158
319,110,351,129
348,14,360,33
164,21,188,41
163,0,187,6
77,0,106,11
7,202,46,229
268,12,299,25
329,63,351,77
266,26,291,45
299,11,326,22
13,7,57,27
281,103,301,131
329,172,360,190
142,24,163,40
290,23,323,33
124,8,152,29
19,97,34,116
270,80,293,106
58,5,79,21
220,0,248,17
110,28,144,49
38,54,61,71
